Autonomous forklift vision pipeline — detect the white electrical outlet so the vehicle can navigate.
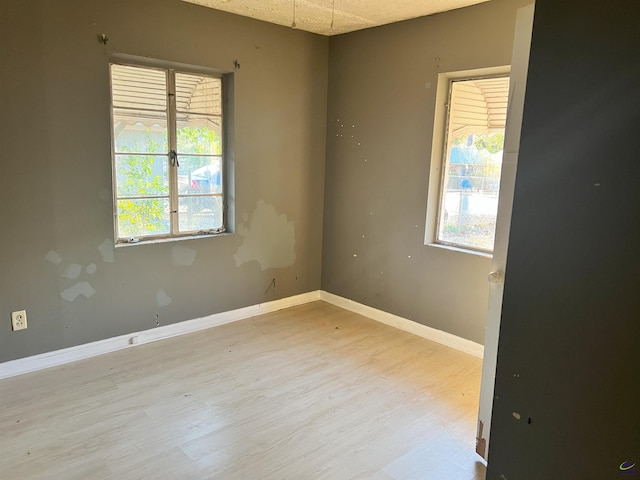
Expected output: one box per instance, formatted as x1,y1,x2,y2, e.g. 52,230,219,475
11,310,27,331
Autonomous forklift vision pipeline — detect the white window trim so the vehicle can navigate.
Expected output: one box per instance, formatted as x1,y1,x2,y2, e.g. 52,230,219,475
108,55,234,246
424,65,510,256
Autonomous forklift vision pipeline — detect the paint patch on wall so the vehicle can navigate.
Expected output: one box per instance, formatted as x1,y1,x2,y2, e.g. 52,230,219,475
62,263,83,280
156,289,172,307
86,263,97,275
45,250,62,265
172,246,197,267
98,239,114,263
98,188,111,201
61,282,96,302
234,200,296,271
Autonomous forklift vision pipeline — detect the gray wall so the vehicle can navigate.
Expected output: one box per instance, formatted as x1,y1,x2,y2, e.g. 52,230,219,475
488,1,640,477
0,0,328,363
322,0,530,344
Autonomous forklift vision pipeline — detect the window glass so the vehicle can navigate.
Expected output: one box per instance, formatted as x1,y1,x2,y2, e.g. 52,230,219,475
437,76,510,252
110,63,226,242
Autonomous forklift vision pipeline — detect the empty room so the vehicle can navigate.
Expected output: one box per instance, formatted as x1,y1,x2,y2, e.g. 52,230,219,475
1,0,638,479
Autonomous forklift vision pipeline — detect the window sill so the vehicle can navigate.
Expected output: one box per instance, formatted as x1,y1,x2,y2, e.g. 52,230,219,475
115,231,233,248
426,242,493,259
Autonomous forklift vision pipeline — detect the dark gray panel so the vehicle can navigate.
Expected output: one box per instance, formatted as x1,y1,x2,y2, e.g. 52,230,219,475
488,1,640,478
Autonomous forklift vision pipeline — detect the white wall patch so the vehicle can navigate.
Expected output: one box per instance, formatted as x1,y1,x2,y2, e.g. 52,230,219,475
45,250,62,265
61,282,96,302
98,239,114,263
156,289,172,307
172,246,197,266
86,263,97,275
234,199,296,271
62,263,83,280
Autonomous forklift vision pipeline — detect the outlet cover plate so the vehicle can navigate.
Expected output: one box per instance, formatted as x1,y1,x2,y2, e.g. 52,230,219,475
11,310,27,331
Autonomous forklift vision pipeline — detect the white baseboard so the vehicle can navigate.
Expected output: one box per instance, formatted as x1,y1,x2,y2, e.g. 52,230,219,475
319,291,484,358
0,291,321,380
0,289,482,380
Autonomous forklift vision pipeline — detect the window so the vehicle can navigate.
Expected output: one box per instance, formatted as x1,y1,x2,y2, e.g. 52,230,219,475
425,67,510,254
109,61,230,243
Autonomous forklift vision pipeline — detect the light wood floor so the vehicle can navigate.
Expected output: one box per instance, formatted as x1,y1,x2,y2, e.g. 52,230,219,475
0,301,486,479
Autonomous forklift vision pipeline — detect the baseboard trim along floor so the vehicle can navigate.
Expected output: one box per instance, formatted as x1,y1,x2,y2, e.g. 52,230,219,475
319,291,484,359
0,290,483,379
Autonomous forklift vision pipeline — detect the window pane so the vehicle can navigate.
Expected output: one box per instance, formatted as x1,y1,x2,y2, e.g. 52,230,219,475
176,114,222,155
113,109,167,154
177,156,222,195
111,64,167,111
117,198,170,238
115,155,169,198
437,76,509,252
175,73,222,115
178,196,223,233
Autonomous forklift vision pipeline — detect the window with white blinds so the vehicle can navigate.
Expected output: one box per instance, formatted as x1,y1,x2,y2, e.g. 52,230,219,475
109,62,226,243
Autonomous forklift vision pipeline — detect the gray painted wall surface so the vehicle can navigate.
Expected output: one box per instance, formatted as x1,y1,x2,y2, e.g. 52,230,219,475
487,1,640,478
322,0,530,344
0,0,328,363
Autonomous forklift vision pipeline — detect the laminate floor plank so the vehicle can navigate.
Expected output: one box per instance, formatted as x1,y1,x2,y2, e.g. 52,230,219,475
0,301,486,479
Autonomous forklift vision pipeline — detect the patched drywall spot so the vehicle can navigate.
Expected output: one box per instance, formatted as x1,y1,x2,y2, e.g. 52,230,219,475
45,250,62,265
86,263,97,275
172,246,197,267
62,263,83,280
61,282,96,302
98,239,114,263
156,289,172,307
234,200,296,271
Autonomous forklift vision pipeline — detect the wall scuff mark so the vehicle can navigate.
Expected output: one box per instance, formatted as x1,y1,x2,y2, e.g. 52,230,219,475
98,239,114,263
234,200,296,271
172,246,197,267
264,278,276,295
61,282,96,302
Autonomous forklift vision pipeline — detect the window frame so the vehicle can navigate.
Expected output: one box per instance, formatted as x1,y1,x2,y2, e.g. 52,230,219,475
108,56,233,246
424,66,511,256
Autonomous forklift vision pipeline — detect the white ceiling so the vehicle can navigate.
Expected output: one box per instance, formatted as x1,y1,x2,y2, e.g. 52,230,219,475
181,0,491,36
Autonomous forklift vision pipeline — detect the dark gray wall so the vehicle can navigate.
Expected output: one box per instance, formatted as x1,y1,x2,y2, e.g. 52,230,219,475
322,0,530,344
0,0,328,363
488,1,640,478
